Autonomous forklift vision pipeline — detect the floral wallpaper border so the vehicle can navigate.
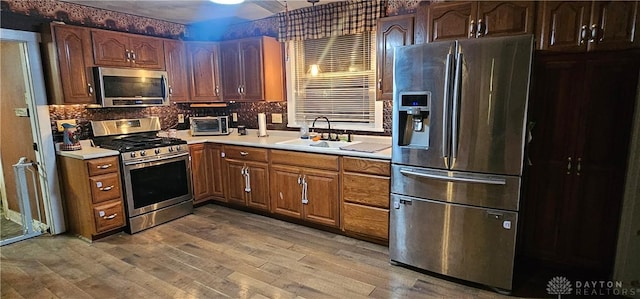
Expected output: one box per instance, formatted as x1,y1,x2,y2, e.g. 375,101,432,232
0,0,187,39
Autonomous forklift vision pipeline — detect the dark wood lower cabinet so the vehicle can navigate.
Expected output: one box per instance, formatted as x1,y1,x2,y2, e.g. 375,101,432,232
522,50,640,276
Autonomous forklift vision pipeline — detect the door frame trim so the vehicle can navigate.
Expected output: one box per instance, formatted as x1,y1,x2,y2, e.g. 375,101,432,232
0,28,65,235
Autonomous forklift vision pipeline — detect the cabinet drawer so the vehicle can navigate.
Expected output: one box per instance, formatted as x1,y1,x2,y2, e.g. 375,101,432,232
87,156,119,176
224,146,268,162
343,173,390,208
271,150,339,171
343,203,389,240
93,200,125,233
343,157,390,175
89,172,122,204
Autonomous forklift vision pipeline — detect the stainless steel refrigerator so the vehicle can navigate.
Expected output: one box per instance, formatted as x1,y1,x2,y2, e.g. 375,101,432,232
389,35,533,291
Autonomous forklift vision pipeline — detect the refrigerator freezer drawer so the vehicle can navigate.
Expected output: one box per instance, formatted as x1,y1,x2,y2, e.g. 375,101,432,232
389,194,517,290
391,164,521,211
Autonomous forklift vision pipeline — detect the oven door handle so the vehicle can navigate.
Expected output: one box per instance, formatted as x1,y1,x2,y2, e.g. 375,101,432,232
123,152,190,166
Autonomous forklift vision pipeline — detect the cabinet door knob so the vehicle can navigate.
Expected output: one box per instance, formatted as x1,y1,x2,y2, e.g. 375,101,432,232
566,157,572,174
469,20,476,38
580,25,589,45
131,51,136,61
576,157,582,176
589,24,600,43
88,84,94,95
126,50,131,62
377,78,382,91
477,19,487,37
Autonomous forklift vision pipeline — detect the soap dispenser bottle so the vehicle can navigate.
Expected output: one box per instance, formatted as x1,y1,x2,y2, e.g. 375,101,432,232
300,119,309,139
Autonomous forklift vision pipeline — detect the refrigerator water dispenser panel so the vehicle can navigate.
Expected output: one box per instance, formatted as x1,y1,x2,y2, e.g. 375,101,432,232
398,92,430,147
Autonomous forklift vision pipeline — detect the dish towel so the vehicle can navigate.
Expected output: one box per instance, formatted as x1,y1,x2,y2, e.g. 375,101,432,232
339,142,391,153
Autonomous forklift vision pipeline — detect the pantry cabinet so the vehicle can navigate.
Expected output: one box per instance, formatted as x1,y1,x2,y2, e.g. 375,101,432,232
341,157,390,242
219,36,284,102
91,30,165,69
522,50,640,275
223,146,270,211
187,42,222,102
376,15,414,101
163,40,190,103
536,1,640,52
419,1,534,42
270,150,340,228
41,24,96,105
58,155,125,241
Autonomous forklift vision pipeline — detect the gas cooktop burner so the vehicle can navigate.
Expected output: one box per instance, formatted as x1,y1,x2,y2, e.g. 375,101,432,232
97,136,186,152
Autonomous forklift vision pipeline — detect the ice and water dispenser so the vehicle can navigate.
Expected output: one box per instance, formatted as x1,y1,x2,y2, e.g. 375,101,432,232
397,92,430,147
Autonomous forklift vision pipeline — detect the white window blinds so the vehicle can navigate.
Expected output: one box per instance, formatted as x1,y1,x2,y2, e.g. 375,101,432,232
290,31,377,125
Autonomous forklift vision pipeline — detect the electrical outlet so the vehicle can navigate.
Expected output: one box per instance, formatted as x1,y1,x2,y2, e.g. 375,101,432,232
56,119,77,132
232,113,238,122
271,113,283,124
178,114,185,123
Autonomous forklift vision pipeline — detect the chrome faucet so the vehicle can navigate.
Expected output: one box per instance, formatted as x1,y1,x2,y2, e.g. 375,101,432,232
311,116,334,140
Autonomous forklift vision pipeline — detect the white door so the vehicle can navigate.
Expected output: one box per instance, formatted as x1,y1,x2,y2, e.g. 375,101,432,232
1,29,65,246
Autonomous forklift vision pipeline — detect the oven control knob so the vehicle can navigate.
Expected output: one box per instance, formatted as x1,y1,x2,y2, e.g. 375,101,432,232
176,145,182,151
130,152,136,158
140,150,146,156
155,148,161,155
168,147,174,152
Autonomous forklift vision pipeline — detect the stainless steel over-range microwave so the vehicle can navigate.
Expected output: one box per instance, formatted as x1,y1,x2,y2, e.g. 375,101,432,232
94,67,169,108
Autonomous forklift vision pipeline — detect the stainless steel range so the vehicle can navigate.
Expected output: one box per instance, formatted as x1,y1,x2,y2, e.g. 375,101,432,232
91,117,193,233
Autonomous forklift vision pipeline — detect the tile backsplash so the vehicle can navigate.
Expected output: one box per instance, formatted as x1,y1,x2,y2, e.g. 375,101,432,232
48,100,391,142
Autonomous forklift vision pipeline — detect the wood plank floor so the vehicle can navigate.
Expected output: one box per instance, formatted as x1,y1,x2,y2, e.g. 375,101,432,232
1,204,526,298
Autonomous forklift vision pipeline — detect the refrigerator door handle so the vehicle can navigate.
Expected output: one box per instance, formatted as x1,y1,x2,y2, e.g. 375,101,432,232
442,52,454,167
400,169,506,185
451,51,463,166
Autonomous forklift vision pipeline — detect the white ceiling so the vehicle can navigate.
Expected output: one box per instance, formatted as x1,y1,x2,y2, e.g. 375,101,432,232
61,0,340,25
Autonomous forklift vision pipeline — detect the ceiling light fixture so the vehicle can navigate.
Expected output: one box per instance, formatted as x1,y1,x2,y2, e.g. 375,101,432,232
209,0,244,5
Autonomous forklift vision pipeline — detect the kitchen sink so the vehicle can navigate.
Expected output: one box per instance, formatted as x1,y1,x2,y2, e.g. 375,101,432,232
276,138,361,150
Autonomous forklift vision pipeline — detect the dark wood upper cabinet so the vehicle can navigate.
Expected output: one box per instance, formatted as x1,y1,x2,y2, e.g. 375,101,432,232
219,41,242,101
477,1,535,37
240,39,263,101
219,36,284,102
427,2,476,42
186,42,222,102
422,1,534,42
42,24,96,105
537,1,639,52
376,15,414,101
163,40,190,103
589,1,640,51
91,30,165,69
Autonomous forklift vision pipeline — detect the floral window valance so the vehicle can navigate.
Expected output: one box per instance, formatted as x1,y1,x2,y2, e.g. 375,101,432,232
277,0,387,41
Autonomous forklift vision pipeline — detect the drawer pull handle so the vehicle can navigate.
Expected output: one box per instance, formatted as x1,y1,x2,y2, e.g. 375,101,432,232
240,151,248,156
103,213,117,220
97,164,112,169
99,185,114,191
